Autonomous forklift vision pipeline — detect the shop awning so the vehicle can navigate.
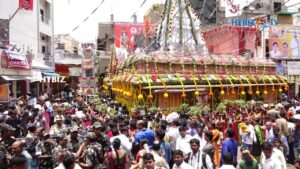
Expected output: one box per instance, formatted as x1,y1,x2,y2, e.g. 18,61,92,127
32,60,52,70
1,75,32,81
31,70,43,83
42,72,60,77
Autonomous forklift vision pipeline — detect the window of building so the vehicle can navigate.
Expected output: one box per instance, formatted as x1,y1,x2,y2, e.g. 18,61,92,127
40,9,44,22
73,47,78,54
41,36,46,41
42,46,46,53
265,39,269,59
274,2,281,12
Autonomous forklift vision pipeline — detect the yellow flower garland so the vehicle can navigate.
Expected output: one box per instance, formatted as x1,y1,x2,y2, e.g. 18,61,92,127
191,74,199,96
176,73,186,98
204,75,213,96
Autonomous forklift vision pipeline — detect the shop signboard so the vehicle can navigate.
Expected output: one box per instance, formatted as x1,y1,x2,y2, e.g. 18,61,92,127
287,61,300,75
0,84,9,103
1,50,30,69
270,26,300,60
231,15,278,30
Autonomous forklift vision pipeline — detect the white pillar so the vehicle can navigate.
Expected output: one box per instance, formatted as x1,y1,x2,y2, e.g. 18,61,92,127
26,80,30,93
12,81,17,98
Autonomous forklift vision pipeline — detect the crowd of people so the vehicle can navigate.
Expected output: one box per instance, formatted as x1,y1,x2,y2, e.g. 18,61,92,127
0,91,300,169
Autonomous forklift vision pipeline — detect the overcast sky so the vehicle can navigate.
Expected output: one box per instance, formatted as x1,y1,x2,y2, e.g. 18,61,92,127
54,0,300,43
54,0,163,42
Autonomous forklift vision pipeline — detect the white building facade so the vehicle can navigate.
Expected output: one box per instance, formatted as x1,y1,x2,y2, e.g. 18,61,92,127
0,0,54,98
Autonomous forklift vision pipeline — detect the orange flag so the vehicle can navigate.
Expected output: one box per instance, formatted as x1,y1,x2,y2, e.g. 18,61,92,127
144,15,151,36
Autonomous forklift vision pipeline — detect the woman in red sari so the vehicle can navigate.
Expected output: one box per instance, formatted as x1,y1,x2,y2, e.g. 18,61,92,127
107,138,130,169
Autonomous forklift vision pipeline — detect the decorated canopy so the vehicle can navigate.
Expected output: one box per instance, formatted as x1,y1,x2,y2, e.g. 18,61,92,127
104,0,288,109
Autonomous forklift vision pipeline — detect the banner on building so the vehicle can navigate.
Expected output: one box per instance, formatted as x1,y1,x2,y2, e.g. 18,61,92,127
114,22,145,51
19,0,34,10
82,59,93,69
0,84,9,103
79,77,96,88
270,26,300,60
1,50,30,69
287,61,300,75
0,19,9,48
69,67,81,76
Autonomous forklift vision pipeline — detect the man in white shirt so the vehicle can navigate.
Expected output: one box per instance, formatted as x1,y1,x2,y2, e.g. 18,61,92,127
260,141,286,169
167,119,180,151
240,123,255,151
270,41,282,58
172,150,193,169
291,33,299,58
188,138,213,169
27,92,37,107
193,124,207,151
110,128,132,152
265,121,274,141
176,126,192,158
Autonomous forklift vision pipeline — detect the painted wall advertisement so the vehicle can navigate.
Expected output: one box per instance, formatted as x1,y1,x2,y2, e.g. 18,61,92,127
0,84,9,103
114,22,145,51
270,26,300,60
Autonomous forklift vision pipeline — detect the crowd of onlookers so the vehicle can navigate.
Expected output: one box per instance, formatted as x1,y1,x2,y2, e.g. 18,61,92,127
0,91,300,169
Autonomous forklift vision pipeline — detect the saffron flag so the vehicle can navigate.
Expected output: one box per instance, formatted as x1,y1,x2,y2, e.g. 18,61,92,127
19,0,33,10
144,15,151,36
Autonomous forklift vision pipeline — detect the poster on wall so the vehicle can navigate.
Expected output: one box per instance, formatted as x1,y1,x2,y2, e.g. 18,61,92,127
114,22,145,51
19,0,33,10
0,84,9,103
270,26,300,60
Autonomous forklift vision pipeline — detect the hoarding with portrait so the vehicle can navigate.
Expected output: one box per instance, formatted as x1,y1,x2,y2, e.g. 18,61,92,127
270,26,300,60
114,22,145,51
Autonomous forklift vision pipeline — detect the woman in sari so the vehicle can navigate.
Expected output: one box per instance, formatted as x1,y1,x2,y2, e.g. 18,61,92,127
107,138,130,169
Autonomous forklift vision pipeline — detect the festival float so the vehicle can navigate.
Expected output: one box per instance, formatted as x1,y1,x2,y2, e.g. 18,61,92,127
103,0,288,111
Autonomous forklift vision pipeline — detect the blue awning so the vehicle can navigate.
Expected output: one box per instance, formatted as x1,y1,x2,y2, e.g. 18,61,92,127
42,72,60,77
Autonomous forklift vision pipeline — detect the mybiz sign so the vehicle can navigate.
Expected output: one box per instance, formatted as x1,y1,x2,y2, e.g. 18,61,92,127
231,18,278,29
40,76,66,83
